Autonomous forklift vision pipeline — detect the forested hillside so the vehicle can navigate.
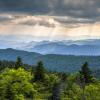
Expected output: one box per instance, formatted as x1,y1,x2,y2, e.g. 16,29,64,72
0,48,100,72
0,57,100,100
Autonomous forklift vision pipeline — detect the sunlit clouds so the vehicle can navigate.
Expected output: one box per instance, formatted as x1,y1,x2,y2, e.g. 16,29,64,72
0,13,100,41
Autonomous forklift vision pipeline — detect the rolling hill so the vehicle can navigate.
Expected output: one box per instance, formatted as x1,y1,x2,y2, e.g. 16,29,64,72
16,39,100,55
0,48,100,72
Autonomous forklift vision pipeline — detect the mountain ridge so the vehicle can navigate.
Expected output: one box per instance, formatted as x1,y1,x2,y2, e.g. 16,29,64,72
14,39,100,55
0,48,100,72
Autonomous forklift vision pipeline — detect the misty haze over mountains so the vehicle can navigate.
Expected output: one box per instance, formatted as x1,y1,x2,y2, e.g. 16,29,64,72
16,39,100,55
0,39,100,72
0,39,100,55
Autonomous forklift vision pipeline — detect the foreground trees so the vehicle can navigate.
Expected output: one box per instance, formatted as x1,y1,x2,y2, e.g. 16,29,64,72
34,61,45,82
80,62,94,84
15,57,23,69
0,60,99,100
0,68,36,100
50,82,63,100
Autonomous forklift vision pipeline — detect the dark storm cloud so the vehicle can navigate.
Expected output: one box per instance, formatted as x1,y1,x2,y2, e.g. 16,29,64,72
53,0,100,19
0,0,100,22
0,0,50,13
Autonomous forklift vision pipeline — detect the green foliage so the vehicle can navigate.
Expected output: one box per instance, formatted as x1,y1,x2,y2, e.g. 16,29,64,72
15,57,23,69
50,82,62,100
0,60,99,100
93,69,100,80
45,73,60,86
34,61,45,82
85,83,100,100
80,62,93,84
61,73,68,82
62,83,82,100
1,48,100,72
0,68,36,99
0,60,33,72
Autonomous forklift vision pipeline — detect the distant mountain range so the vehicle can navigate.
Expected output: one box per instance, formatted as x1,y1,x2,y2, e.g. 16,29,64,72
16,39,100,55
0,48,100,72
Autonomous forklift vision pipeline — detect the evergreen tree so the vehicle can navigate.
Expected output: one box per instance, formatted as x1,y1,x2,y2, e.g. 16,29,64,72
34,61,45,82
61,73,68,82
77,73,86,100
80,62,93,84
50,82,62,100
15,57,23,69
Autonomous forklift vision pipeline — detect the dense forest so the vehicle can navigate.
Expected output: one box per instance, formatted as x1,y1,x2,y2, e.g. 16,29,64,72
1,48,100,72
0,57,100,100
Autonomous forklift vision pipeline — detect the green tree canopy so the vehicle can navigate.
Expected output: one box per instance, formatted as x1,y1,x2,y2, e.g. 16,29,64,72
34,61,45,82
80,62,93,84
0,68,37,100
15,57,23,69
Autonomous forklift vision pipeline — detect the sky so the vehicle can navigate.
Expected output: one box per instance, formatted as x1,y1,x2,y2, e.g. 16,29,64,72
0,0,100,42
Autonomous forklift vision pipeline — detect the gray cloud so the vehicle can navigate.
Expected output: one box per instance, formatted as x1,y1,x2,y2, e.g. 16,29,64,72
0,0,100,23
0,14,97,28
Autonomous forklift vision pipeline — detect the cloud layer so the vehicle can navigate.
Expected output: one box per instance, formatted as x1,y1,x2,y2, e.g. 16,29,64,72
0,0,100,42
0,0,100,20
0,13,100,41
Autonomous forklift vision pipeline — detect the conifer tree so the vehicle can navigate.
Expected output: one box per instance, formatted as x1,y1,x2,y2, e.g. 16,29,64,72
34,61,45,82
15,57,23,69
50,82,62,100
80,62,93,84
61,73,68,82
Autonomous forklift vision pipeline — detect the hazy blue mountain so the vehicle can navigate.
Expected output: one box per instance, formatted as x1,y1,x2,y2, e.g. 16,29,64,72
0,48,41,64
1,39,100,55
29,43,100,55
0,48,100,72
15,39,100,55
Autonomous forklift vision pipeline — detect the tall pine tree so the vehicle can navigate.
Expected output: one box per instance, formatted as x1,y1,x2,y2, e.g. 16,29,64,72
15,57,23,69
34,61,45,82
50,82,62,100
80,62,93,84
